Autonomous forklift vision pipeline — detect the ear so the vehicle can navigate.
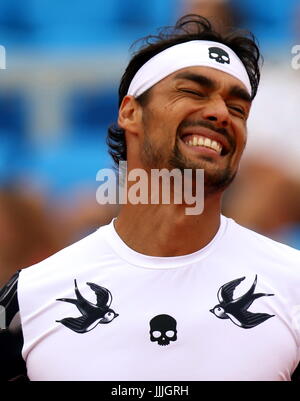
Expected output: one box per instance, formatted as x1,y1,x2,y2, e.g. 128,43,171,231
118,95,142,134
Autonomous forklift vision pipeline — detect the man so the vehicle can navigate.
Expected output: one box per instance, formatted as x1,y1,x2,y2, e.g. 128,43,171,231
1,14,300,381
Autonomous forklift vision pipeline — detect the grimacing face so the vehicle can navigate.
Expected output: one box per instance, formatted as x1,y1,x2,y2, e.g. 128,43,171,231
138,65,252,195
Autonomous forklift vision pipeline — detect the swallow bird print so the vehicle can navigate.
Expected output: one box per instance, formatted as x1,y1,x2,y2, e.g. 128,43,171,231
210,275,275,329
56,280,119,333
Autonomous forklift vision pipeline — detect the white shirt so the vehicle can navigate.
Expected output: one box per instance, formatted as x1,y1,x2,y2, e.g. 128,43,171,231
18,215,300,381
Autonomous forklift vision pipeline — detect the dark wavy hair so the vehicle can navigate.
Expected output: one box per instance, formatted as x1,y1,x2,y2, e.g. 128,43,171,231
107,14,261,167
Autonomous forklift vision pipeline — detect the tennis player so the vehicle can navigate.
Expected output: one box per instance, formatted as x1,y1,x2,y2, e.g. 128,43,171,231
1,14,300,381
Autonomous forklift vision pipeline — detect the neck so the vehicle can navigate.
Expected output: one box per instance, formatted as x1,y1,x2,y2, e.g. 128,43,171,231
114,194,222,257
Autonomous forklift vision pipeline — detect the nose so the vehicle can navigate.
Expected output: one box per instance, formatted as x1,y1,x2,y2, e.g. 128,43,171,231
201,96,229,128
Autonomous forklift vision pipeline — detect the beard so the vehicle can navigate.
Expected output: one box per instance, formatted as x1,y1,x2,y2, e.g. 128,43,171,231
140,133,166,170
141,127,237,197
168,137,237,196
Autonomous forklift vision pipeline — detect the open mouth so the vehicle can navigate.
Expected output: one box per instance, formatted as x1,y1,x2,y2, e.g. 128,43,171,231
180,134,229,156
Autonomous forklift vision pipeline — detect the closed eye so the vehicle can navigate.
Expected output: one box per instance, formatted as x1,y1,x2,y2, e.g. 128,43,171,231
179,89,205,98
228,105,246,116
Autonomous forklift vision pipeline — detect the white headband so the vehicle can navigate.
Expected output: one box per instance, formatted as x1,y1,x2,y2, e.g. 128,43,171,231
127,40,251,97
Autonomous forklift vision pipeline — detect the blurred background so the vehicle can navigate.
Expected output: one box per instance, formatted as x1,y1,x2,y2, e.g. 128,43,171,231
0,0,299,285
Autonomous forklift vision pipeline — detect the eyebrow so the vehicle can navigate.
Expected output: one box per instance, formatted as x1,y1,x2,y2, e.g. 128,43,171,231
228,85,252,104
174,72,216,90
174,71,252,104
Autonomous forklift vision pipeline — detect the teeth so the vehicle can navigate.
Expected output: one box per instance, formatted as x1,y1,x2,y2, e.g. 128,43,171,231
197,137,204,146
204,138,211,147
211,140,220,153
184,135,223,154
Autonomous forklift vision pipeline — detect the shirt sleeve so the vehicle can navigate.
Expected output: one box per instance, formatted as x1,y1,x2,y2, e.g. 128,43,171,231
0,270,28,381
292,363,300,381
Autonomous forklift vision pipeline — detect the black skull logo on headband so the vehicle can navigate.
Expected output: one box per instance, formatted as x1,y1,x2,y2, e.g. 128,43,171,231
208,47,230,64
